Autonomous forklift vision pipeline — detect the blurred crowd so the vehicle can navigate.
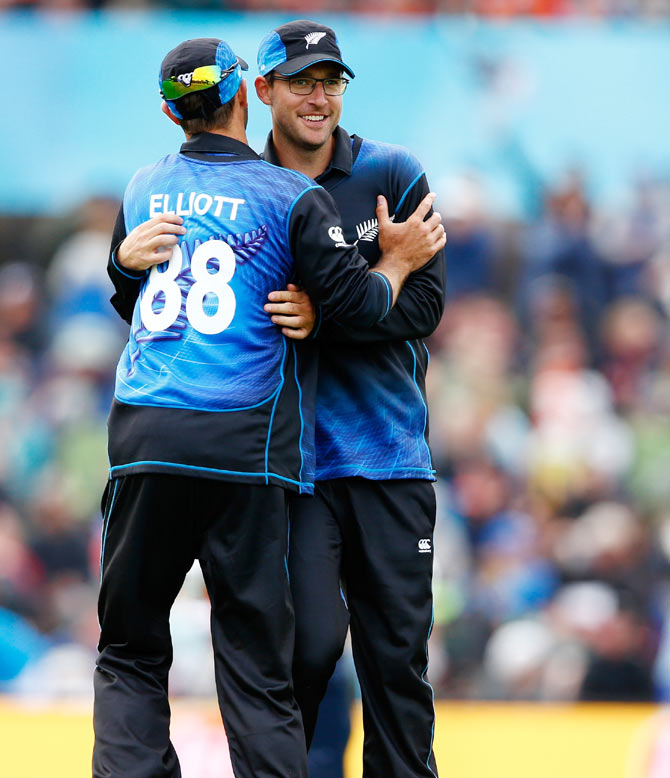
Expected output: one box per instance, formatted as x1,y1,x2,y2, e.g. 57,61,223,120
2,168,670,704
427,170,670,702
2,0,670,18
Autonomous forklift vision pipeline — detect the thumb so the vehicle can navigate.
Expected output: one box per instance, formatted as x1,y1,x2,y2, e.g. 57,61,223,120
286,283,300,292
376,195,390,225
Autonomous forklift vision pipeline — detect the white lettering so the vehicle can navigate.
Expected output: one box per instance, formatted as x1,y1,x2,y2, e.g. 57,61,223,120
149,194,163,218
213,195,225,217
175,192,188,216
194,193,213,215
147,192,246,220
227,198,245,220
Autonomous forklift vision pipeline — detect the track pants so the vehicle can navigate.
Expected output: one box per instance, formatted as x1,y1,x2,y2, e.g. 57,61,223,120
288,477,438,778
93,474,307,778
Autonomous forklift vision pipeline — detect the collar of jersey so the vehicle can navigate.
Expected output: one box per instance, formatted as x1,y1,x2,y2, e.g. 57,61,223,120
261,125,353,180
180,132,261,161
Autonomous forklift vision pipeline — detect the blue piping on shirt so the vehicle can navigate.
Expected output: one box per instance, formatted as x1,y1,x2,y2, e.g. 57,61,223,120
99,478,119,582
308,306,323,340
395,171,424,215
292,342,305,485
108,460,312,489
112,253,148,280
408,340,434,470
285,185,321,248
370,270,392,321
264,339,288,484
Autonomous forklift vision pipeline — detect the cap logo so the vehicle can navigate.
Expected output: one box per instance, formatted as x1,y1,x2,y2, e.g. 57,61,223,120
176,71,195,87
304,32,327,49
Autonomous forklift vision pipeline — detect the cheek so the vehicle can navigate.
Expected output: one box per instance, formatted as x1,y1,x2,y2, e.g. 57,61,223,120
329,100,343,122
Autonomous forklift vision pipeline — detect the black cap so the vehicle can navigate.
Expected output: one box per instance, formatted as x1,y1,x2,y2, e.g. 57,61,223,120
159,38,249,120
257,20,355,79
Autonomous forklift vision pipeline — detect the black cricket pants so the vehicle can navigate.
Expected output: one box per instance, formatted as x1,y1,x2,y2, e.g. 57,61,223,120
288,477,438,778
93,474,307,778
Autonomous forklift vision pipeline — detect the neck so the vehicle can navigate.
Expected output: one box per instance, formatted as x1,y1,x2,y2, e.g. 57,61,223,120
186,127,248,145
271,131,335,179
211,126,248,145
184,111,249,146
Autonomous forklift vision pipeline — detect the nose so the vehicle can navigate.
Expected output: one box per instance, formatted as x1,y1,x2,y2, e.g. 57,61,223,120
308,82,328,105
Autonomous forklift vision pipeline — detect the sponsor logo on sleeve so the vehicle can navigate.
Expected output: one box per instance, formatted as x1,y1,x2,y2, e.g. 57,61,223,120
328,225,350,248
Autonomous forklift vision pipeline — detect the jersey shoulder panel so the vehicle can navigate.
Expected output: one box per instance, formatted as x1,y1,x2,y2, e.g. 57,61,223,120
355,137,424,183
122,154,180,232
123,155,317,234
257,159,315,188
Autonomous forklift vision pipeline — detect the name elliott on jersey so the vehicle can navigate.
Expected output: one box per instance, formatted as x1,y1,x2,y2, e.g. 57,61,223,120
150,192,246,220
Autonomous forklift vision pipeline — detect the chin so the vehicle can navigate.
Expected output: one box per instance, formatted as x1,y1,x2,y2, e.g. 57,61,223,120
298,128,333,150
298,137,329,152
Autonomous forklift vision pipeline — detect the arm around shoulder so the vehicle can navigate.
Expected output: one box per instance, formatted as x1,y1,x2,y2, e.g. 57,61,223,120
288,186,393,328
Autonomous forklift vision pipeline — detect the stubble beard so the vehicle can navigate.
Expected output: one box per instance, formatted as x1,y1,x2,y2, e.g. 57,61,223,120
277,114,334,154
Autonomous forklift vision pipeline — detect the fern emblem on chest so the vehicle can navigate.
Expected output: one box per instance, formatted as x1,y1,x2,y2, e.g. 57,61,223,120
355,219,379,243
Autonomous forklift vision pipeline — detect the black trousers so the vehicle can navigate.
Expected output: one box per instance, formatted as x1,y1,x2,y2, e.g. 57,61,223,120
288,477,438,778
93,474,307,778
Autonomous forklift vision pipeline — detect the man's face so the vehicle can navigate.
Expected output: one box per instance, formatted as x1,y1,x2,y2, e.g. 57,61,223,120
260,63,343,153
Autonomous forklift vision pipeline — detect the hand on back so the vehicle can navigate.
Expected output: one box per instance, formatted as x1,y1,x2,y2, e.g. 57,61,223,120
117,214,186,272
265,284,316,340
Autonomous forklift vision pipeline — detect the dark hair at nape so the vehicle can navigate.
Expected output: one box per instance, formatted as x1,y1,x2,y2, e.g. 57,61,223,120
175,89,235,135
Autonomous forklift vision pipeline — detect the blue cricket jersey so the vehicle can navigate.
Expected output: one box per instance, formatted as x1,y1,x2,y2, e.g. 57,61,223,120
106,133,392,494
264,128,446,482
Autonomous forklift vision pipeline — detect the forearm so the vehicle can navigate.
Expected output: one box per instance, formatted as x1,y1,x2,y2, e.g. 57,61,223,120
318,250,445,344
370,257,410,309
107,205,144,324
290,187,393,328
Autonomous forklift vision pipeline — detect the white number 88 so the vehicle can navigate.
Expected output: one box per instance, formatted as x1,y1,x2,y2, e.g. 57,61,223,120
139,239,237,335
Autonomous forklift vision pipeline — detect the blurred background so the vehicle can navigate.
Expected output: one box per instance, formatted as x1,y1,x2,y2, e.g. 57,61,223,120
2,3,670,777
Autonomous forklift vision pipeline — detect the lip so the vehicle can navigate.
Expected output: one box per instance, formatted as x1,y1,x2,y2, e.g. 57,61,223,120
299,114,329,125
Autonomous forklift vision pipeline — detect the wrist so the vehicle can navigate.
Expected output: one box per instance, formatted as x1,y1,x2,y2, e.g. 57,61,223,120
112,244,147,279
373,255,410,307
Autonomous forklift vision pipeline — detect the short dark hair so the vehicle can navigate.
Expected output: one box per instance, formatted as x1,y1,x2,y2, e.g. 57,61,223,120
176,91,235,135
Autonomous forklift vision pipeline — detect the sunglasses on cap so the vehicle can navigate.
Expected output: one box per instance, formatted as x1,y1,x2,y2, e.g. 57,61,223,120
160,61,239,101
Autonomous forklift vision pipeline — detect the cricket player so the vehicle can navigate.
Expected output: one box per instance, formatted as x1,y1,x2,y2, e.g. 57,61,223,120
257,22,445,778
95,35,445,778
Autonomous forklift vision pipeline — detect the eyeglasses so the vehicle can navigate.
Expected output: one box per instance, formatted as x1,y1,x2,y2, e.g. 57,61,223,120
161,61,239,100
272,76,349,96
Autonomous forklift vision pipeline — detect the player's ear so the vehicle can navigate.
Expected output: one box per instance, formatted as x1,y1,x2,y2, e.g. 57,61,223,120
255,76,272,106
161,101,182,126
236,79,248,110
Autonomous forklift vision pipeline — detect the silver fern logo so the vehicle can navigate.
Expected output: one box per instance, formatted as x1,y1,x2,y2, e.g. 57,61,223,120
304,32,327,49
356,219,379,243
354,213,395,244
